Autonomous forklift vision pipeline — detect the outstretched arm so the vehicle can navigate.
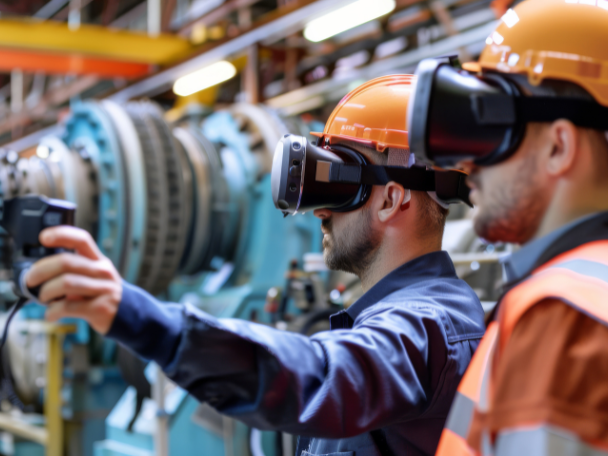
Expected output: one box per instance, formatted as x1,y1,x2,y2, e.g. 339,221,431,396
28,226,443,438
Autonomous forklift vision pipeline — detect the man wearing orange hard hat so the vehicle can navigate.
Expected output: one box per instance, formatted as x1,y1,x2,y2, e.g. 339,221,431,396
25,75,483,455
406,0,608,454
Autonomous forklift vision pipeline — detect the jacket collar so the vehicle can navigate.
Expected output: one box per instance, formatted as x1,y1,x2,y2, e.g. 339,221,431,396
502,211,608,286
346,250,458,322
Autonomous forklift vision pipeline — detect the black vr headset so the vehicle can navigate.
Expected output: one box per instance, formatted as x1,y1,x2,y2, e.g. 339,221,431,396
271,134,471,216
408,57,608,167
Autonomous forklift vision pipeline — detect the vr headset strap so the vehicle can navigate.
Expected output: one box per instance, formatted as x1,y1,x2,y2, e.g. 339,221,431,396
326,163,472,206
472,94,608,131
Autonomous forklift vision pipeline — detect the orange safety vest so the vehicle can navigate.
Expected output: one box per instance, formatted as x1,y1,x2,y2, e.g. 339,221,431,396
435,240,608,456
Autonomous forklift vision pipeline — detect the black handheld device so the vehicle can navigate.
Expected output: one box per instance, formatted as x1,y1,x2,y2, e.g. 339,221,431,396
0,195,76,350
1,195,76,299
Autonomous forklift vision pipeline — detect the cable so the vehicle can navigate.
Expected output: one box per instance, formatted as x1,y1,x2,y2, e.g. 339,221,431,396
0,297,28,410
0,297,26,352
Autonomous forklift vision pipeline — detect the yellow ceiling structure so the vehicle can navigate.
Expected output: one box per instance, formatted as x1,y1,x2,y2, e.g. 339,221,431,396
0,18,192,65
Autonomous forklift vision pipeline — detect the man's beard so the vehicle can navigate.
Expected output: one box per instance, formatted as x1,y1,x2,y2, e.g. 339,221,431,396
471,158,547,244
321,207,381,276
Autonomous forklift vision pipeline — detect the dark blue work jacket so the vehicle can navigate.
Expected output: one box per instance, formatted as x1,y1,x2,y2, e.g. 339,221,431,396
108,251,485,456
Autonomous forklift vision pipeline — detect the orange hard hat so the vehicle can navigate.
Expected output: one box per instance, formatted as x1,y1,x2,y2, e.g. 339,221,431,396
312,75,414,152
462,0,608,106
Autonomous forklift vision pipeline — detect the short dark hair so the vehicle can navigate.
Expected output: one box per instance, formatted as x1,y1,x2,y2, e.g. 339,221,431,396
415,191,449,237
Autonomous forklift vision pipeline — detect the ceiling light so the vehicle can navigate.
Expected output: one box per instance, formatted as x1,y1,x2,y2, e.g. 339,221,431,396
304,0,396,43
173,61,237,97
36,144,50,159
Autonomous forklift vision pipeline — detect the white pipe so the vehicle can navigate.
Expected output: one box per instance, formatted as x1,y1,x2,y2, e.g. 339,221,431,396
10,70,23,114
68,0,81,30
152,365,169,456
148,0,161,37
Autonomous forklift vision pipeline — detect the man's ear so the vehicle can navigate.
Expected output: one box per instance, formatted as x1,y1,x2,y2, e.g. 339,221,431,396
378,181,407,223
546,119,578,177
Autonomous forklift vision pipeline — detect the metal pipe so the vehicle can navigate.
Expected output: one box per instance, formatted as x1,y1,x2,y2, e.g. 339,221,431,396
33,0,70,19
68,0,82,30
46,328,65,456
148,0,162,37
153,364,169,456
266,18,497,114
449,252,504,265
10,70,23,115
110,0,355,101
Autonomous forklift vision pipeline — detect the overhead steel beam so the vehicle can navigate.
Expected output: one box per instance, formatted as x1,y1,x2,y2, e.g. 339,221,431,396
33,0,70,18
178,0,259,36
266,20,498,114
0,18,191,65
109,0,356,101
1,125,61,153
0,76,99,139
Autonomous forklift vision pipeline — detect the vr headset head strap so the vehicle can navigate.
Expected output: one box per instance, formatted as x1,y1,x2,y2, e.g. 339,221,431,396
472,94,608,131
317,161,472,206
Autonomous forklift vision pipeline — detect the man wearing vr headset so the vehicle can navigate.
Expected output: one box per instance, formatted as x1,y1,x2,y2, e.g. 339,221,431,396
406,0,608,454
23,75,484,455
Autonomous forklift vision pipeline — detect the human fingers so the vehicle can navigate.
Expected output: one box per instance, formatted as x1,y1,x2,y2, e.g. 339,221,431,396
40,226,103,260
38,274,120,304
45,296,118,334
27,253,117,289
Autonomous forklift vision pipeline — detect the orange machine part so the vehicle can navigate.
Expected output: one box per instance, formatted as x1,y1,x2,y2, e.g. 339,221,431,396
0,48,152,78
311,74,415,152
472,0,608,107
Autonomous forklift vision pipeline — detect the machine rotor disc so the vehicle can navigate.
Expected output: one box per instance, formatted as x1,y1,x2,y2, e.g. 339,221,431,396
172,127,212,275
124,102,187,295
230,103,288,177
100,100,148,283
62,102,128,267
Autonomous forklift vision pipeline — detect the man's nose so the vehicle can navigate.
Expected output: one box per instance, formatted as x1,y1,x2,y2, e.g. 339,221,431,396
314,209,332,220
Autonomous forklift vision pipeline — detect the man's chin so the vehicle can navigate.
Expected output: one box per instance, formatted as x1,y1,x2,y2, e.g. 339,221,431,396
473,212,527,244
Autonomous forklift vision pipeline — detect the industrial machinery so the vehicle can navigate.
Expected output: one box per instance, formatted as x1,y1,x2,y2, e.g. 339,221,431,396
0,101,504,456
0,99,323,456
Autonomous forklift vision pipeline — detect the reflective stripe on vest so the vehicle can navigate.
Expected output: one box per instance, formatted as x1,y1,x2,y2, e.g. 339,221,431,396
435,240,608,456
435,323,498,456
494,424,608,455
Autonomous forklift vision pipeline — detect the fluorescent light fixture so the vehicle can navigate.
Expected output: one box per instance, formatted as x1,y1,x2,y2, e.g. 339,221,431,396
36,144,50,159
173,61,237,97
304,0,396,43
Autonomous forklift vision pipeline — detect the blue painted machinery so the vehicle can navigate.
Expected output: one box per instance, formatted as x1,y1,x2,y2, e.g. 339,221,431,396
0,100,322,456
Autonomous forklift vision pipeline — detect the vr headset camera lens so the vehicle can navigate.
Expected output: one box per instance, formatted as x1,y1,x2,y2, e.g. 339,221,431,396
271,135,371,215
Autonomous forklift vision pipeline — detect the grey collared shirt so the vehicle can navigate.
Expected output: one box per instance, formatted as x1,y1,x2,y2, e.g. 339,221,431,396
502,211,608,285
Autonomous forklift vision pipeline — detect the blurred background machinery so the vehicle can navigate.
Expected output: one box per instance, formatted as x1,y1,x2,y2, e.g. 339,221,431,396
0,98,325,456
0,0,516,455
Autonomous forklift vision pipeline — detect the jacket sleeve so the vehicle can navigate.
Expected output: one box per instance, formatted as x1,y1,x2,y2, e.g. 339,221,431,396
469,299,608,455
107,282,448,438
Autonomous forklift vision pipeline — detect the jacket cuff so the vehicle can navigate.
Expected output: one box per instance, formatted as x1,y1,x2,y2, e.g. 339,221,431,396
106,281,185,368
